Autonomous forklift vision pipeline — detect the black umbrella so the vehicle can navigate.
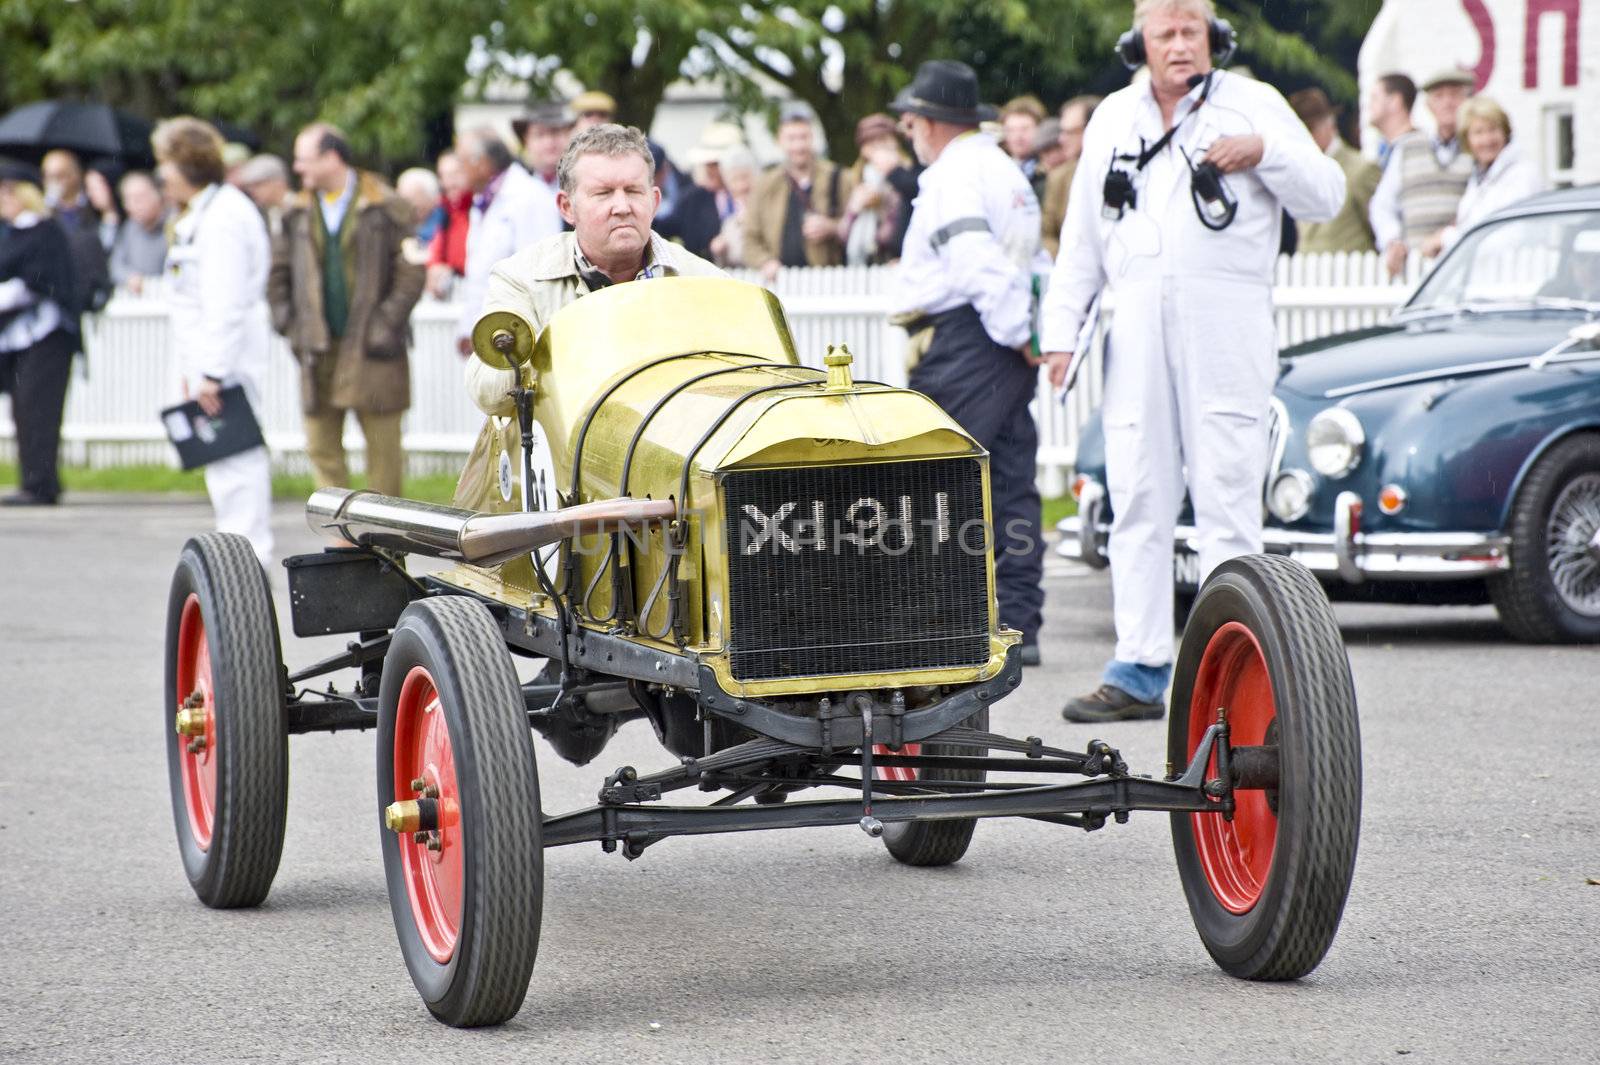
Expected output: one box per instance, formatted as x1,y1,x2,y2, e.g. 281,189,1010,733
0,100,155,167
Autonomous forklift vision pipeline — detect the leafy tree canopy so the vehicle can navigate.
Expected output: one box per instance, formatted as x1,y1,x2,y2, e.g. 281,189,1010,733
1,0,1380,170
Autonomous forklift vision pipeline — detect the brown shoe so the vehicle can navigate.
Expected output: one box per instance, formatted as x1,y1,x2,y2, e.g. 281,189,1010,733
1061,684,1164,723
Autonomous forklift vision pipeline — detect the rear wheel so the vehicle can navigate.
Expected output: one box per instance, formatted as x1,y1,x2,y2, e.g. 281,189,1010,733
876,708,988,867
378,596,543,1027
1490,434,1600,642
1168,555,1360,980
164,533,288,908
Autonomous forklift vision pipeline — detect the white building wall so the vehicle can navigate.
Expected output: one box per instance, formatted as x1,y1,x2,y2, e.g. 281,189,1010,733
1577,0,1600,183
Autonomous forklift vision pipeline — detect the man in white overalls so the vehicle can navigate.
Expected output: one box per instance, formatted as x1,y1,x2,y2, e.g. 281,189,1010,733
1040,0,1344,721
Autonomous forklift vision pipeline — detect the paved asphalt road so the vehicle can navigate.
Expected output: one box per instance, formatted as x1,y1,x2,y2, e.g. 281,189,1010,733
3,498,1596,1064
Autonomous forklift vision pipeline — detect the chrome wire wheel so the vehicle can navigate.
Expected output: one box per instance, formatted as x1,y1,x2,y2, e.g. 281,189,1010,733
1546,472,1600,617
1490,435,1600,643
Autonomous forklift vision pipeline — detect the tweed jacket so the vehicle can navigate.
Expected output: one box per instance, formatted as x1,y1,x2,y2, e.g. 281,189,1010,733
742,160,846,268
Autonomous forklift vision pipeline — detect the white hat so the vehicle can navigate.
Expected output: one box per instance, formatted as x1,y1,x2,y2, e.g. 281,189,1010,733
687,122,745,165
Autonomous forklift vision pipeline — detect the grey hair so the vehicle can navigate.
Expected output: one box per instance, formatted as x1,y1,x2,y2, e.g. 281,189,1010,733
1132,0,1217,22
117,169,161,195
458,126,514,173
397,166,440,200
234,153,288,186
718,147,757,177
557,123,655,196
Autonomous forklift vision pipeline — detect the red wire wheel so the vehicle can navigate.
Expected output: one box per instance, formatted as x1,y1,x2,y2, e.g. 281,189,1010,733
378,596,544,1027
163,533,288,909
174,594,219,849
392,666,465,964
1186,622,1276,914
1168,555,1361,981
876,708,988,867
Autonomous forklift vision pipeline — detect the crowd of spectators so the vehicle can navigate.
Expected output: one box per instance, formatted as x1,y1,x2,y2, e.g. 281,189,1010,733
0,64,1552,511
5,66,1542,313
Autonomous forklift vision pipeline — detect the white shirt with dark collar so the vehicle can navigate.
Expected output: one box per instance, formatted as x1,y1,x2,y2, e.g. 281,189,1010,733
319,171,357,235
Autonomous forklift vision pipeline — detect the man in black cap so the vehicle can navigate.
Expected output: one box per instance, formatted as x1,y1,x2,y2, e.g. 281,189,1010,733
888,59,1048,666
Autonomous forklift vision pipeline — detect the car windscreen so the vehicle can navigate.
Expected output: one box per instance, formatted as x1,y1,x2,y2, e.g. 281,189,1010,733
1406,210,1600,313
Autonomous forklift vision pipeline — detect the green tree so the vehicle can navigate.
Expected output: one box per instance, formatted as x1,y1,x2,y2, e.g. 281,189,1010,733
694,0,1125,162
488,1,711,130
11,0,493,166
1,0,1382,171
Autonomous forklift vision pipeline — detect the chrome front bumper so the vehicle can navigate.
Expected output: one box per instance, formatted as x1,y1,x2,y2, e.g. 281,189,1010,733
1056,489,1512,583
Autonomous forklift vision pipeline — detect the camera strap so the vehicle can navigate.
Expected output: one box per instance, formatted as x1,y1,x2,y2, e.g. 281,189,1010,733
1102,71,1215,221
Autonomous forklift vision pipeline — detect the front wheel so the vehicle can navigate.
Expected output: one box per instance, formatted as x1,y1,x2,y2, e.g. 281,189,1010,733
877,708,988,867
164,533,288,908
1168,554,1361,981
1490,434,1600,642
378,597,543,1027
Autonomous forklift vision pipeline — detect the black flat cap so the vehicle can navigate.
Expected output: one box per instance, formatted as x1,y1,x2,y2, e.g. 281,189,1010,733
889,60,998,126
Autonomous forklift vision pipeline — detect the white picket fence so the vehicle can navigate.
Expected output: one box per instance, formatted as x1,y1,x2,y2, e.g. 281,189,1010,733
0,252,1422,492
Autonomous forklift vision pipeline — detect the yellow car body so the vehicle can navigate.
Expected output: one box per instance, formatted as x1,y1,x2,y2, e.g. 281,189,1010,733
445,275,1017,701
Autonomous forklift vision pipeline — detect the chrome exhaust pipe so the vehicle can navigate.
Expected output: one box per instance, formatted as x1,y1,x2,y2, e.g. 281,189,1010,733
306,488,676,567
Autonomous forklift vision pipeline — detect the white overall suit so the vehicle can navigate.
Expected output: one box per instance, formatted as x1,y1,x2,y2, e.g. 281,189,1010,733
167,182,275,567
1040,70,1344,690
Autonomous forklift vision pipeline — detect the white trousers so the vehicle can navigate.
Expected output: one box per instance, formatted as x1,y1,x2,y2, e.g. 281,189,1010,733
205,444,273,569
191,373,274,570
1100,276,1277,667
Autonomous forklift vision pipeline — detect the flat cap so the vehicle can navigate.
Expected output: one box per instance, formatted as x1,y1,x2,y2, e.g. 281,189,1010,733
1421,67,1476,91
571,90,616,116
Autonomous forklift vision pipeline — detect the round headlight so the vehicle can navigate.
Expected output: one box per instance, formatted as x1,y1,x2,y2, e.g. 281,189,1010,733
1307,407,1365,478
1268,469,1314,522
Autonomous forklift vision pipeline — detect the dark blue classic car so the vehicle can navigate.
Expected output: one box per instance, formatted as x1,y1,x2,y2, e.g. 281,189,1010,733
1059,186,1600,642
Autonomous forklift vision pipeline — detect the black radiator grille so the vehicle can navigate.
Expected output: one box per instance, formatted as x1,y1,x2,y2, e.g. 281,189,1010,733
722,458,990,680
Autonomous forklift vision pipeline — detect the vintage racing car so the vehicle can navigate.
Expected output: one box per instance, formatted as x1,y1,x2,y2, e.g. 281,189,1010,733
1061,186,1600,641
163,277,1362,1026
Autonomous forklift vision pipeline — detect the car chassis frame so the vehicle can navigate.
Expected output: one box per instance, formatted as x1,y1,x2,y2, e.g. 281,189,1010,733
280,572,1273,859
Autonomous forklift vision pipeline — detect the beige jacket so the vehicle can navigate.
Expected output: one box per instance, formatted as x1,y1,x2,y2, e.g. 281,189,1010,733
464,229,724,417
742,161,846,268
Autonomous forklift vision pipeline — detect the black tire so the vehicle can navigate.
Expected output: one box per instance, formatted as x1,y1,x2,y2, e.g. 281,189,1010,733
879,707,989,867
1168,555,1360,981
1174,588,1197,633
1489,434,1600,643
164,533,288,909
378,596,543,1027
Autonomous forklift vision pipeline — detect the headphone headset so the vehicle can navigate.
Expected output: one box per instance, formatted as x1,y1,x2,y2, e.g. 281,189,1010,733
1115,16,1237,71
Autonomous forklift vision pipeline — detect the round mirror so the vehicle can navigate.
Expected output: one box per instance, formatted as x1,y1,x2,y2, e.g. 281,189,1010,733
471,310,536,370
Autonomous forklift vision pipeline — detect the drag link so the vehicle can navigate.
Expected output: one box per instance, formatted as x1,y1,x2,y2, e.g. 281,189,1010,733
921,727,1127,776
857,701,883,837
